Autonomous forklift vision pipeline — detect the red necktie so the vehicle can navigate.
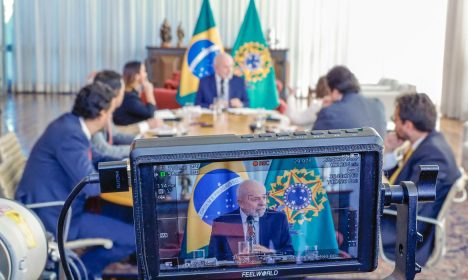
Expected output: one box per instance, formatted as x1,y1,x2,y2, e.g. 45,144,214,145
247,216,256,245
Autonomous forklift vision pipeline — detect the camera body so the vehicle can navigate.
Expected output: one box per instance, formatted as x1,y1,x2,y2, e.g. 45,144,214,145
129,128,383,279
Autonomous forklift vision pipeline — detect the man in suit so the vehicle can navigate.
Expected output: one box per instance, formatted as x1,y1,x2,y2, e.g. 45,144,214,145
381,93,460,265
195,52,249,109
15,83,135,279
313,66,387,138
92,70,135,159
208,180,293,261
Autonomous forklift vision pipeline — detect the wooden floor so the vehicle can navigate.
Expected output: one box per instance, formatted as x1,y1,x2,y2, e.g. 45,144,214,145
0,93,75,154
0,92,465,164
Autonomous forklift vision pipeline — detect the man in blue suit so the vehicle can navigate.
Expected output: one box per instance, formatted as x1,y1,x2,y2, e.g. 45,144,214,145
313,66,387,138
381,93,460,265
208,180,293,261
195,52,249,109
16,83,135,279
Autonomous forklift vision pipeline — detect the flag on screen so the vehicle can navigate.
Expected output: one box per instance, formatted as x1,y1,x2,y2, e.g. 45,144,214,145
185,161,248,255
176,0,224,106
231,0,279,109
264,158,339,254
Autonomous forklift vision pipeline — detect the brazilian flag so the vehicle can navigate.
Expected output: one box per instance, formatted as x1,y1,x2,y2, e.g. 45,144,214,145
231,0,279,109
183,161,248,257
264,158,339,256
176,0,224,106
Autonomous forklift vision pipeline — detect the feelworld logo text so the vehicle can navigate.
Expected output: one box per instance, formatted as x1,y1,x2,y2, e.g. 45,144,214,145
241,270,279,278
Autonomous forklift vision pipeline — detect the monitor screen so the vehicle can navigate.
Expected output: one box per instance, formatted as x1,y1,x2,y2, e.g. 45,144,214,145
152,153,361,272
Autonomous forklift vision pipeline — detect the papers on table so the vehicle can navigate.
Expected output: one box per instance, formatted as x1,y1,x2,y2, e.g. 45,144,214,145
154,109,176,120
226,108,271,115
173,106,211,116
147,125,178,137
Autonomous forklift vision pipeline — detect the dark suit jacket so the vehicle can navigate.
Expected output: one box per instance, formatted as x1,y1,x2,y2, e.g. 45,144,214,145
208,209,294,260
15,113,103,239
313,93,387,138
382,131,460,265
113,89,156,125
195,75,249,108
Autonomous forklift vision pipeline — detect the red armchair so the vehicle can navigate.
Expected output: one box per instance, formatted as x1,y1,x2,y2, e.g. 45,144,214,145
154,88,181,109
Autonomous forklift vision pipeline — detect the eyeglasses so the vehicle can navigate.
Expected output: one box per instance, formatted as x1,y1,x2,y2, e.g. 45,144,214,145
247,194,268,202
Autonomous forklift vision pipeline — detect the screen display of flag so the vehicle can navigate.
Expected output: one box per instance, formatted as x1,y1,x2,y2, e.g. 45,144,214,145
152,153,361,272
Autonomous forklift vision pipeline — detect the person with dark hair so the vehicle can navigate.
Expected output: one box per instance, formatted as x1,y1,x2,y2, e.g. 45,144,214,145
285,76,333,127
15,83,135,279
92,70,136,159
113,61,160,126
313,65,387,137
381,93,460,265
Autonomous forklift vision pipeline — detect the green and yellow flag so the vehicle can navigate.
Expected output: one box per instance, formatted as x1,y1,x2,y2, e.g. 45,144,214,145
265,158,339,256
176,0,224,105
232,0,279,109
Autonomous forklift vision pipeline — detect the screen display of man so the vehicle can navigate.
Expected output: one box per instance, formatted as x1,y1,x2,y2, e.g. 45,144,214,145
208,180,293,261
195,52,250,109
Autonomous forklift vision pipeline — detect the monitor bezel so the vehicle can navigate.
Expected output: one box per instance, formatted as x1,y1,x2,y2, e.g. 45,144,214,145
130,137,382,279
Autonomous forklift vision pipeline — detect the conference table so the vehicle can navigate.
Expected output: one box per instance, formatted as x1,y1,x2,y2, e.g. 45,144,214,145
100,109,291,206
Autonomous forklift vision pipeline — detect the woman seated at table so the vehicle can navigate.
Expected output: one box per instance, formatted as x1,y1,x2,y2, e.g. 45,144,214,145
113,61,157,125
285,76,332,127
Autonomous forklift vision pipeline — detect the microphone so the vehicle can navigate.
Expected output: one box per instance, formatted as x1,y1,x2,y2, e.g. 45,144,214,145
247,215,255,253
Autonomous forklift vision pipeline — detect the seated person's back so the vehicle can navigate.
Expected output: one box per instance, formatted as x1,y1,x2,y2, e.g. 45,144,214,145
313,66,386,138
113,61,157,125
195,52,249,109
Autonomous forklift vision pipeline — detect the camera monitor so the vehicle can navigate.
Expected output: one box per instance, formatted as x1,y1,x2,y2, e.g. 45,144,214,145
129,128,383,279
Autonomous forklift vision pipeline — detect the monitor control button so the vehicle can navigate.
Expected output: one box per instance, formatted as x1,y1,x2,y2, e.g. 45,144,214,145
310,131,325,135
328,130,341,134
276,132,291,137
293,131,308,136
259,133,274,138
241,134,255,138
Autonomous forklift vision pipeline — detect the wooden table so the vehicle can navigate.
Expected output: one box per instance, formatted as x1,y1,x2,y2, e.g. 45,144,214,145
101,112,264,206
185,113,256,135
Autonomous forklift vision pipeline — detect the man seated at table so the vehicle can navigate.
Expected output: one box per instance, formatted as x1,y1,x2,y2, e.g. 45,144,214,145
92,70,135,159
16,83,135,279
195,52,249,109
381,93,460,265
208,180,293,261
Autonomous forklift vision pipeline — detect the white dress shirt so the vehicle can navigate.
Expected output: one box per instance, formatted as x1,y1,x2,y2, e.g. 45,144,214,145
215,74,230,104
383,135,426,171
239,208,260,244
285,95,323,127
79,117,91,141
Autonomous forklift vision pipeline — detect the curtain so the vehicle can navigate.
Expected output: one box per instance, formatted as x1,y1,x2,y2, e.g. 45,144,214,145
13,0,447,101
12,0,352,93
441,0,468,120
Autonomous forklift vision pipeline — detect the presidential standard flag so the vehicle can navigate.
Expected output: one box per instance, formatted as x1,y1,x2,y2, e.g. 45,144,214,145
231,0,280,109
185,162,248,255
176,0,224,106
264,158,339,255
